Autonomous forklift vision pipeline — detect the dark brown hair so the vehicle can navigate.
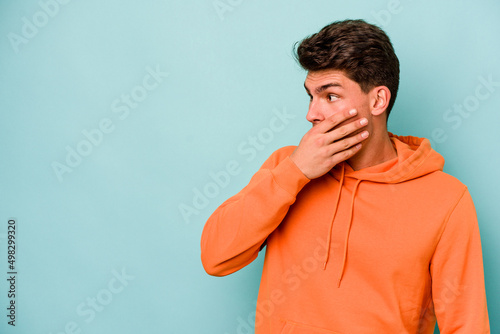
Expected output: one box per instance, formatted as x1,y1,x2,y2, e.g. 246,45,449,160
295,19,400,117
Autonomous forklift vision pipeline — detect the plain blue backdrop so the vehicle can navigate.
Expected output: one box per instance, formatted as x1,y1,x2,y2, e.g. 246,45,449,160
0,1,498,333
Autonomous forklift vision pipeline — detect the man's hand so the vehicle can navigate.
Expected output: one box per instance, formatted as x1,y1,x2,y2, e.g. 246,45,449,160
289,109,369,179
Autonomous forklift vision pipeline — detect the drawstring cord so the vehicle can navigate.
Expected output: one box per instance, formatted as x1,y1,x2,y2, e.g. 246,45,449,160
323,164,345,270
337,179,361,287
322,163,363,287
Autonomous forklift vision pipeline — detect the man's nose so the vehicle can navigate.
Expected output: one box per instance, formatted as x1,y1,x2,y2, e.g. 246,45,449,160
306,100,325,124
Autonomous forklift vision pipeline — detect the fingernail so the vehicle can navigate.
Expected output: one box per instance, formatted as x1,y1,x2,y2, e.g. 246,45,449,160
349,109,357,115
360,118,368,125
361,131,369,138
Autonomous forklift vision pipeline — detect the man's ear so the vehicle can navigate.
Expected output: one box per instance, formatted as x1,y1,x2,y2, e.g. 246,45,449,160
370,86,391,116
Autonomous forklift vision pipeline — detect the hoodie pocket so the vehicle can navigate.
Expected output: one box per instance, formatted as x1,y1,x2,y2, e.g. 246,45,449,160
280,320,343,334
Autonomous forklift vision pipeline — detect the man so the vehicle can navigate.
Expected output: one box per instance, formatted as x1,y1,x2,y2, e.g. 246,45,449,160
201,19,490,333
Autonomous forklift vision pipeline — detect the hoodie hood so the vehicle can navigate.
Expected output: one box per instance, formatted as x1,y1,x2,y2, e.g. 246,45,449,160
331,133,445,183
323,133,445,286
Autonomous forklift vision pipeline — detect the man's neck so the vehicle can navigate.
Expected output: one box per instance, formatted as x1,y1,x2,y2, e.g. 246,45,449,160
347,131,397,171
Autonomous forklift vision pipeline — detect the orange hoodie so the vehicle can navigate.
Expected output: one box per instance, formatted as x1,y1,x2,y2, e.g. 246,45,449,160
201,134,490,333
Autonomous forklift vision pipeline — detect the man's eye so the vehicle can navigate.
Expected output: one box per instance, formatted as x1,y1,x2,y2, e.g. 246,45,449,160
328,94,339,102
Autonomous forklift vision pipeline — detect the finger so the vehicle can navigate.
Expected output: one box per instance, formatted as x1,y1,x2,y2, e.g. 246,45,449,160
326,129,369,156
328,140,365,165
325,117,368,143
315,109,358,134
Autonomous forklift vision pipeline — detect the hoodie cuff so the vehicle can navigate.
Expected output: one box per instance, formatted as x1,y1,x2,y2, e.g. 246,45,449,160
270,156,311,197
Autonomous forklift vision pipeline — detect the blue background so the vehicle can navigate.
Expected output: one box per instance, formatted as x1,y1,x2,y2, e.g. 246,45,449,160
0,0,498,333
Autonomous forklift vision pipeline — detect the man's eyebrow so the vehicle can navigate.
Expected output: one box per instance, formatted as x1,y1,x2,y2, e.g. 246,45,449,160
304,82,343,94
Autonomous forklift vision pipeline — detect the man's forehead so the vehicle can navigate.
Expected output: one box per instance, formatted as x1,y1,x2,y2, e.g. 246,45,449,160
304,70,348,92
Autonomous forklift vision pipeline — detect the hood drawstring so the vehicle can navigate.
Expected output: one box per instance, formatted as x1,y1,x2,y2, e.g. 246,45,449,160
322,163,363,288
337,179,362,287
323,164,345,270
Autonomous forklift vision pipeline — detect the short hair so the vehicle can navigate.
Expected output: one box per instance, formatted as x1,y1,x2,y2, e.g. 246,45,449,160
294,19,400,117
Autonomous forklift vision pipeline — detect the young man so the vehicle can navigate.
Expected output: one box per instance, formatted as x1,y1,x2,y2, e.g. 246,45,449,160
201,19,490,333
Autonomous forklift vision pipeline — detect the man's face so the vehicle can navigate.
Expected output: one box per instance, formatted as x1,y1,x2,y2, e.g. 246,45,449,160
304,69,372,128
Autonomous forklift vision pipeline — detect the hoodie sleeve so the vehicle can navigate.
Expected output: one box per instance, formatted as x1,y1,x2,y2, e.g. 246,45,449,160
200,147,310,276
430,187,490,333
